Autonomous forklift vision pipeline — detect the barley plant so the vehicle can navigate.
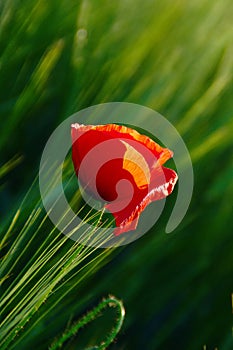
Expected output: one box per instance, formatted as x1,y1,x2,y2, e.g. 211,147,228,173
0,0,233,349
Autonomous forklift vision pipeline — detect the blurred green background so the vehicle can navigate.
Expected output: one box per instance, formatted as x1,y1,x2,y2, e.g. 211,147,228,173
0,0,233,349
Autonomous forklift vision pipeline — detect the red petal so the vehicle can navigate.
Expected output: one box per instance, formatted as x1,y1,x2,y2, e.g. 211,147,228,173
71,123,173,166
71,123,178,235
109,166,178,236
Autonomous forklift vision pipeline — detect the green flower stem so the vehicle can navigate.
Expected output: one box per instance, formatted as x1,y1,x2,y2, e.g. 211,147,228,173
49,295,125,350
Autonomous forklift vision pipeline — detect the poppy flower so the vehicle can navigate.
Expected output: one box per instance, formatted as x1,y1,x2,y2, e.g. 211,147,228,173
71,123,178,235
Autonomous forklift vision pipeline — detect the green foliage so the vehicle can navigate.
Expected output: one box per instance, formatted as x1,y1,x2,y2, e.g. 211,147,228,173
0,0,233,349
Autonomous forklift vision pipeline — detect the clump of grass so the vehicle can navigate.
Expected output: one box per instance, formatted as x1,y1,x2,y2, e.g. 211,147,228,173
0,159,123,349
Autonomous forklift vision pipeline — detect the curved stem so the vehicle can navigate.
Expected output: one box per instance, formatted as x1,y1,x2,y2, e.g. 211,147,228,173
49,295,125,350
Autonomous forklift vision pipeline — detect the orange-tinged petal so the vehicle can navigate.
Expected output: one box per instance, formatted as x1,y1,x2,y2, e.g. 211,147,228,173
122,140,150,188
71,123,178,235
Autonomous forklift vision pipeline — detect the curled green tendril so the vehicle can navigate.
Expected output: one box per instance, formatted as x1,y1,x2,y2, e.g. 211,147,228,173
49,295,125,350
